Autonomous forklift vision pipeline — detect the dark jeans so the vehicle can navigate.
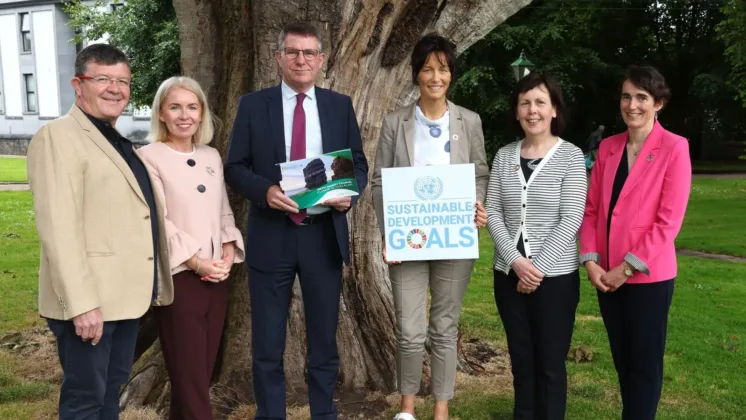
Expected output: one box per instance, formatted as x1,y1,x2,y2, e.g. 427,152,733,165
249,217,343,420
494,269,580,420
597,279,675,420
153,270,228,420
47,317,139,420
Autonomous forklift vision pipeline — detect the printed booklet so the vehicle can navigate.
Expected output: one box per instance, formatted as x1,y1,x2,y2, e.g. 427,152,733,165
278,149,360,209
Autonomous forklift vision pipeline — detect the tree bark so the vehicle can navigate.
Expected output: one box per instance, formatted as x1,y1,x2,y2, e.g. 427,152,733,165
121,0,531,415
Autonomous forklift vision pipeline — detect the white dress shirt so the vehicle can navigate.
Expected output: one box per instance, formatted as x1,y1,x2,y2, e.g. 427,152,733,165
413,105,451,167
281,81,328,214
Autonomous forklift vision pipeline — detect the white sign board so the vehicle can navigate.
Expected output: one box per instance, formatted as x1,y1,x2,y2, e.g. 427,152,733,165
381,164,478,261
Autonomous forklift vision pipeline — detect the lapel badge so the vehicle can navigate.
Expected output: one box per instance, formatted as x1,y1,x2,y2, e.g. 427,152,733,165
206,166,215,176
513,165,520,172
646,154,654,162
452,134,459,141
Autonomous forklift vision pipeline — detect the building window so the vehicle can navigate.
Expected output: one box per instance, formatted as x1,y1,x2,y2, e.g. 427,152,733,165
20,13,32,52
24,74,37,113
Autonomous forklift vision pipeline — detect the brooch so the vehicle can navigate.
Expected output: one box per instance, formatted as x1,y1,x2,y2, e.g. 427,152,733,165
646,154,654,162
513,165,520,172
206,166,215,176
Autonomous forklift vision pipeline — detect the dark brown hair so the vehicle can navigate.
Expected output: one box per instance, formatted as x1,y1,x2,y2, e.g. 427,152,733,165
410,34,458,85
623,65,671,107
74,44,129,76
508,72,567,136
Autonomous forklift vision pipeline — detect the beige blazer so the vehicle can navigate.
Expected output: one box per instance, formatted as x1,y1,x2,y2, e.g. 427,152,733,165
371,100,490,236
27,105,173,322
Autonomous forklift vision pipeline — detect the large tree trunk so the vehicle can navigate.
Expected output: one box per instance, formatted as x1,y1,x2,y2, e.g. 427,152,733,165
121,0,531,415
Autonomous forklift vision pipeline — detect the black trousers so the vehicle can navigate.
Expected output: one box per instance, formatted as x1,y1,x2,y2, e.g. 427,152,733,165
494,269,580,420
47,318,139,420
597,279,674,420
249,216,343,420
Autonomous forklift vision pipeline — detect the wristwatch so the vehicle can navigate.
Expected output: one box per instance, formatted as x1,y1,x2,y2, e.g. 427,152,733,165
622,261,635,278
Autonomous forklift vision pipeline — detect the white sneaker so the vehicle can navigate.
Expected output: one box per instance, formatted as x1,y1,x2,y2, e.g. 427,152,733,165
393,413,416,420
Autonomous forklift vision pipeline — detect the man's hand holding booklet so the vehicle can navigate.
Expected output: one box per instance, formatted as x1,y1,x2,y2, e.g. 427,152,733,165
278,149,360,210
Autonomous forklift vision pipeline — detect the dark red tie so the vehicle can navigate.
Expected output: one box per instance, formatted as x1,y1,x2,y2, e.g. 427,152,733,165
289,93,307,225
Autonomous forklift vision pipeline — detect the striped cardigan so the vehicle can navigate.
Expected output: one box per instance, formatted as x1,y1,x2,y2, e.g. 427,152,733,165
485,139,587,276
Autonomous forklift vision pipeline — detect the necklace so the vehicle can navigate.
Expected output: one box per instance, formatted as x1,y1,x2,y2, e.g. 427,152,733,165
627,142,641,157
527,158,541,170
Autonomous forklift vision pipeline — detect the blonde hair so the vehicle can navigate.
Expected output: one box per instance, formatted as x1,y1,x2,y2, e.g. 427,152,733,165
147,76,216,146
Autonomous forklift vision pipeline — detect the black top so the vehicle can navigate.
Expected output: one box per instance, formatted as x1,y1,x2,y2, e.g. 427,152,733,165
606,146,630,269
520,157,542,182
516,157,542,258
82,108,159,300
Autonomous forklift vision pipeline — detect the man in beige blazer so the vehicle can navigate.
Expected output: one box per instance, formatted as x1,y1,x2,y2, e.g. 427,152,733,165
26,44,172,420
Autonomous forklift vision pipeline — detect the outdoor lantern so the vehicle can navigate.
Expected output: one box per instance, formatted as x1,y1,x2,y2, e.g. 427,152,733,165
511,50,535,81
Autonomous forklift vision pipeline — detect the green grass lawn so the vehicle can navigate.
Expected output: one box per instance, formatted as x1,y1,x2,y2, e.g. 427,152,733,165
0,158,27,183
0,192,42,333
1,178,745,419
676,178,746,257
454,247,746,419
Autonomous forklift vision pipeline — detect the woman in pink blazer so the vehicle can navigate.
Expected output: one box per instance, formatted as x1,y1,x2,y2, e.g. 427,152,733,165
579,66,691,420
138,76,245,420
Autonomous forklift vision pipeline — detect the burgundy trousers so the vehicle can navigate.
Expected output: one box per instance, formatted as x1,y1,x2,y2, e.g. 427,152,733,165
153,270,228,420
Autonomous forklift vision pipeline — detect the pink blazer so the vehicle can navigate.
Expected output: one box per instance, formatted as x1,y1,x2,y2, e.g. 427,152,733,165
579,121,691,283
137,142,245,275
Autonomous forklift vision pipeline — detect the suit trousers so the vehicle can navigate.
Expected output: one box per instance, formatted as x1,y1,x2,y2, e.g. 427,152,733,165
249,216,343,420
153,270,228,420
388,259,475,401
47,317,139,420
493,269,580,420
597,279,674,420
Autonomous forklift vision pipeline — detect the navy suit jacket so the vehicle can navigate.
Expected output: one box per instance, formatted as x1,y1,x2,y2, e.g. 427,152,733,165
224,85,368,271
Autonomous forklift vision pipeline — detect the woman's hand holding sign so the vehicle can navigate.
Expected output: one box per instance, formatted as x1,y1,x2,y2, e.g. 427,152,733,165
474,201,487,228
382,242,401,265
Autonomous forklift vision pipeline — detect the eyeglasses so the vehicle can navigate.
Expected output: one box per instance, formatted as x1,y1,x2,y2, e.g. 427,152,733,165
282,48,320,60
76,75,131,88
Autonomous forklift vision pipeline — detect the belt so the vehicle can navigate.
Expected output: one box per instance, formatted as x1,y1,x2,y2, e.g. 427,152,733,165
298,211,333,226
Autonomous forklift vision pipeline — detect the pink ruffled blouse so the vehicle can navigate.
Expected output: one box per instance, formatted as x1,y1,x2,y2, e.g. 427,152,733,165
137,142,245,274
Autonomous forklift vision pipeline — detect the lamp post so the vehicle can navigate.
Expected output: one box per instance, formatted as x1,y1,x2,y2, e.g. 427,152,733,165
511,50,535,81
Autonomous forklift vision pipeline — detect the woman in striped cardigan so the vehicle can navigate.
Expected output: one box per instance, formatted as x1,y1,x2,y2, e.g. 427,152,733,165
485,73,586,419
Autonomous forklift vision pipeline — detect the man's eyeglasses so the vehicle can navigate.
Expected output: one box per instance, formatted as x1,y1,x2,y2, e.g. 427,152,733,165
76,75,131,88
282,48,320,60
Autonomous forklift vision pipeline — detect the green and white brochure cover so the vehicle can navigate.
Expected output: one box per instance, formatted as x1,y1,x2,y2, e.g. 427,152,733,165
279,149,360,209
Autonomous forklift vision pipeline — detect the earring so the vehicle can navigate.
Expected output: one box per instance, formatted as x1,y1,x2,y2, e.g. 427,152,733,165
655,111,658,120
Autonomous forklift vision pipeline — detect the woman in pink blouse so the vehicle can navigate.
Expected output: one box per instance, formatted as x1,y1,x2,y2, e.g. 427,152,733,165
138,76,245,420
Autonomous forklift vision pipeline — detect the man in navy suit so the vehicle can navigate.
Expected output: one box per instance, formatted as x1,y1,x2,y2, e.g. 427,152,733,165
224,22,368,420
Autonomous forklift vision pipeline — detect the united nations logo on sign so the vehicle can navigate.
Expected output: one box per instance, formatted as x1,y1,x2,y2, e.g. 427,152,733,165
414,176,444,200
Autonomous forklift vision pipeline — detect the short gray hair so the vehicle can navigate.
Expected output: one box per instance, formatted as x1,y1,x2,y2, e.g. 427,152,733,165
277,22,322,52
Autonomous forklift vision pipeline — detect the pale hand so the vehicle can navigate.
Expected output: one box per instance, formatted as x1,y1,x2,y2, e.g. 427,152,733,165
511,257,544,287
322,196,352,212
382,242,401,265
186,255,229,283
517,279,537,294
267,185,299,213
600,264,628,292
474,202,487,228
584,261,608,292
221,242,236,267
73,308,104,345
213,242,236,281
